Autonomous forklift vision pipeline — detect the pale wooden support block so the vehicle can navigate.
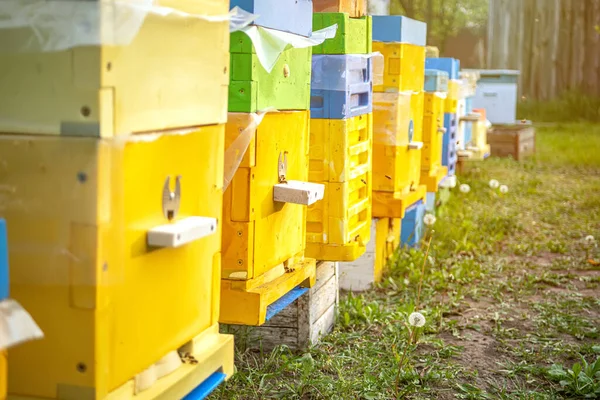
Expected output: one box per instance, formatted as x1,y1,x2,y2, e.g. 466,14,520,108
407,141,424,150
222,262,338,352
147,216,217,248
439,175,457,189
460,113,481,123
273,181,325,206
338,220,377,292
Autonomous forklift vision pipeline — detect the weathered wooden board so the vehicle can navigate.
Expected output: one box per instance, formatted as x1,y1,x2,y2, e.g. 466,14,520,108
223,262,339,351
488,125,536,161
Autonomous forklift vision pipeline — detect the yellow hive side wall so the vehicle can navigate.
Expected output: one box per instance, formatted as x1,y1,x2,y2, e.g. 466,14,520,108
422,93,445,170
373,42,425,93
372,92,413,193
0,0,229,137
1,125,224,398
307,114,372,250
222,111,309,281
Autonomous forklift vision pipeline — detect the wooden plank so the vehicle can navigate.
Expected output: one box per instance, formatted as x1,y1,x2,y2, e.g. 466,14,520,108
307,274,338,325
313,261,336,293
308,304,336,345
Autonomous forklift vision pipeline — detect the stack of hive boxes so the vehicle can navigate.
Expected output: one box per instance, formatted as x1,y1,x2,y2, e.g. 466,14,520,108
421,69,450,210
221,0,323,327
372,16,428,250
340,15,428,290
0,1,235,398
469,108,492,160
425,57,461,188
306,11,373,262
459,71,490,160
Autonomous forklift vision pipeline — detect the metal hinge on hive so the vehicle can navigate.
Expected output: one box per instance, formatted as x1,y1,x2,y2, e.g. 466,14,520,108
273,151,325,206
147,176,217,248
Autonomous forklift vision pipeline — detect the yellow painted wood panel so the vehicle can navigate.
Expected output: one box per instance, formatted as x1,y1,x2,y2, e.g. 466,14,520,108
372,92,422,195
373,42,425,93
0,0,229,137
421,93,445,171
0,125,225,398
306,171,371,246
309,114,372,183
222,111,310,281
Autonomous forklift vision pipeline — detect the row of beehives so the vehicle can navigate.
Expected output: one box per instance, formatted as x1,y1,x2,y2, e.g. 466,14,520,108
0,0,501,399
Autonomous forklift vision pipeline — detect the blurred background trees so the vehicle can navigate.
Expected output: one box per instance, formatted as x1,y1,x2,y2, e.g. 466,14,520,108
390,0,488,53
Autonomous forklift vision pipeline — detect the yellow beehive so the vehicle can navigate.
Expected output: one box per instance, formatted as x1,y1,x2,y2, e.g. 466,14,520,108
306,171,372,261
375,218,402,280
306,114,372,261
372,42,426,93
445,79,461,112
425,46,439,58
0,126,234,399
372,92,427,218
421,92,448,192
0,351,5,399
466,109,491,160
0,0,229,137
221,111,316,326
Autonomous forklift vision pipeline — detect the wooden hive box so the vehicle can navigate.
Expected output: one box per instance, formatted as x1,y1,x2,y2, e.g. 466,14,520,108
488,124,536,161
0,126,234,399
313,0,367,18
221,111,320,327
306,114,373,262
0,0,229,137
229,32,312,113
312,13,372,55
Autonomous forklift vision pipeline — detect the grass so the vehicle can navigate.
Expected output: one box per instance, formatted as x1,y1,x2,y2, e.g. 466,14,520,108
518,91,600,123
210,123,600,399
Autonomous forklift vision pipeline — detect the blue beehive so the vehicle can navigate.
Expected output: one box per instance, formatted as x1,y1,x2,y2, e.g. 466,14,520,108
372,15,427,45
401,200,426,247
424,69,449,92
310,54,373,119
464,97,474,145
0,219,9,301
425,58,460,80
230,0,313,36
442,113,458,176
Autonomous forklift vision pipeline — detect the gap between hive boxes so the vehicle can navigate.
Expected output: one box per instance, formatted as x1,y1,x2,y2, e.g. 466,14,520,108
222,261,339,352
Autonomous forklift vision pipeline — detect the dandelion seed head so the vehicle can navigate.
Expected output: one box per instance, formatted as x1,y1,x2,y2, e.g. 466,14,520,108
499,185,509,193
489,179,500,189
408,312,426,327
585,235,596,244
459,184,471,193
423,213,436,226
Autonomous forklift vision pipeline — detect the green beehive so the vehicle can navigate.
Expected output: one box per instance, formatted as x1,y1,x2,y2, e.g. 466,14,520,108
229,32,312,112
312,13,372,55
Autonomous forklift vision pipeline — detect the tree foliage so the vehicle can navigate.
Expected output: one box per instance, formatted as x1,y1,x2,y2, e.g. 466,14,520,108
390,0,488,51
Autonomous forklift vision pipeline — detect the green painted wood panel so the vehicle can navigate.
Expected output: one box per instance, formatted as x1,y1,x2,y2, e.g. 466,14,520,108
312,13,372,55
229,32,312,112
